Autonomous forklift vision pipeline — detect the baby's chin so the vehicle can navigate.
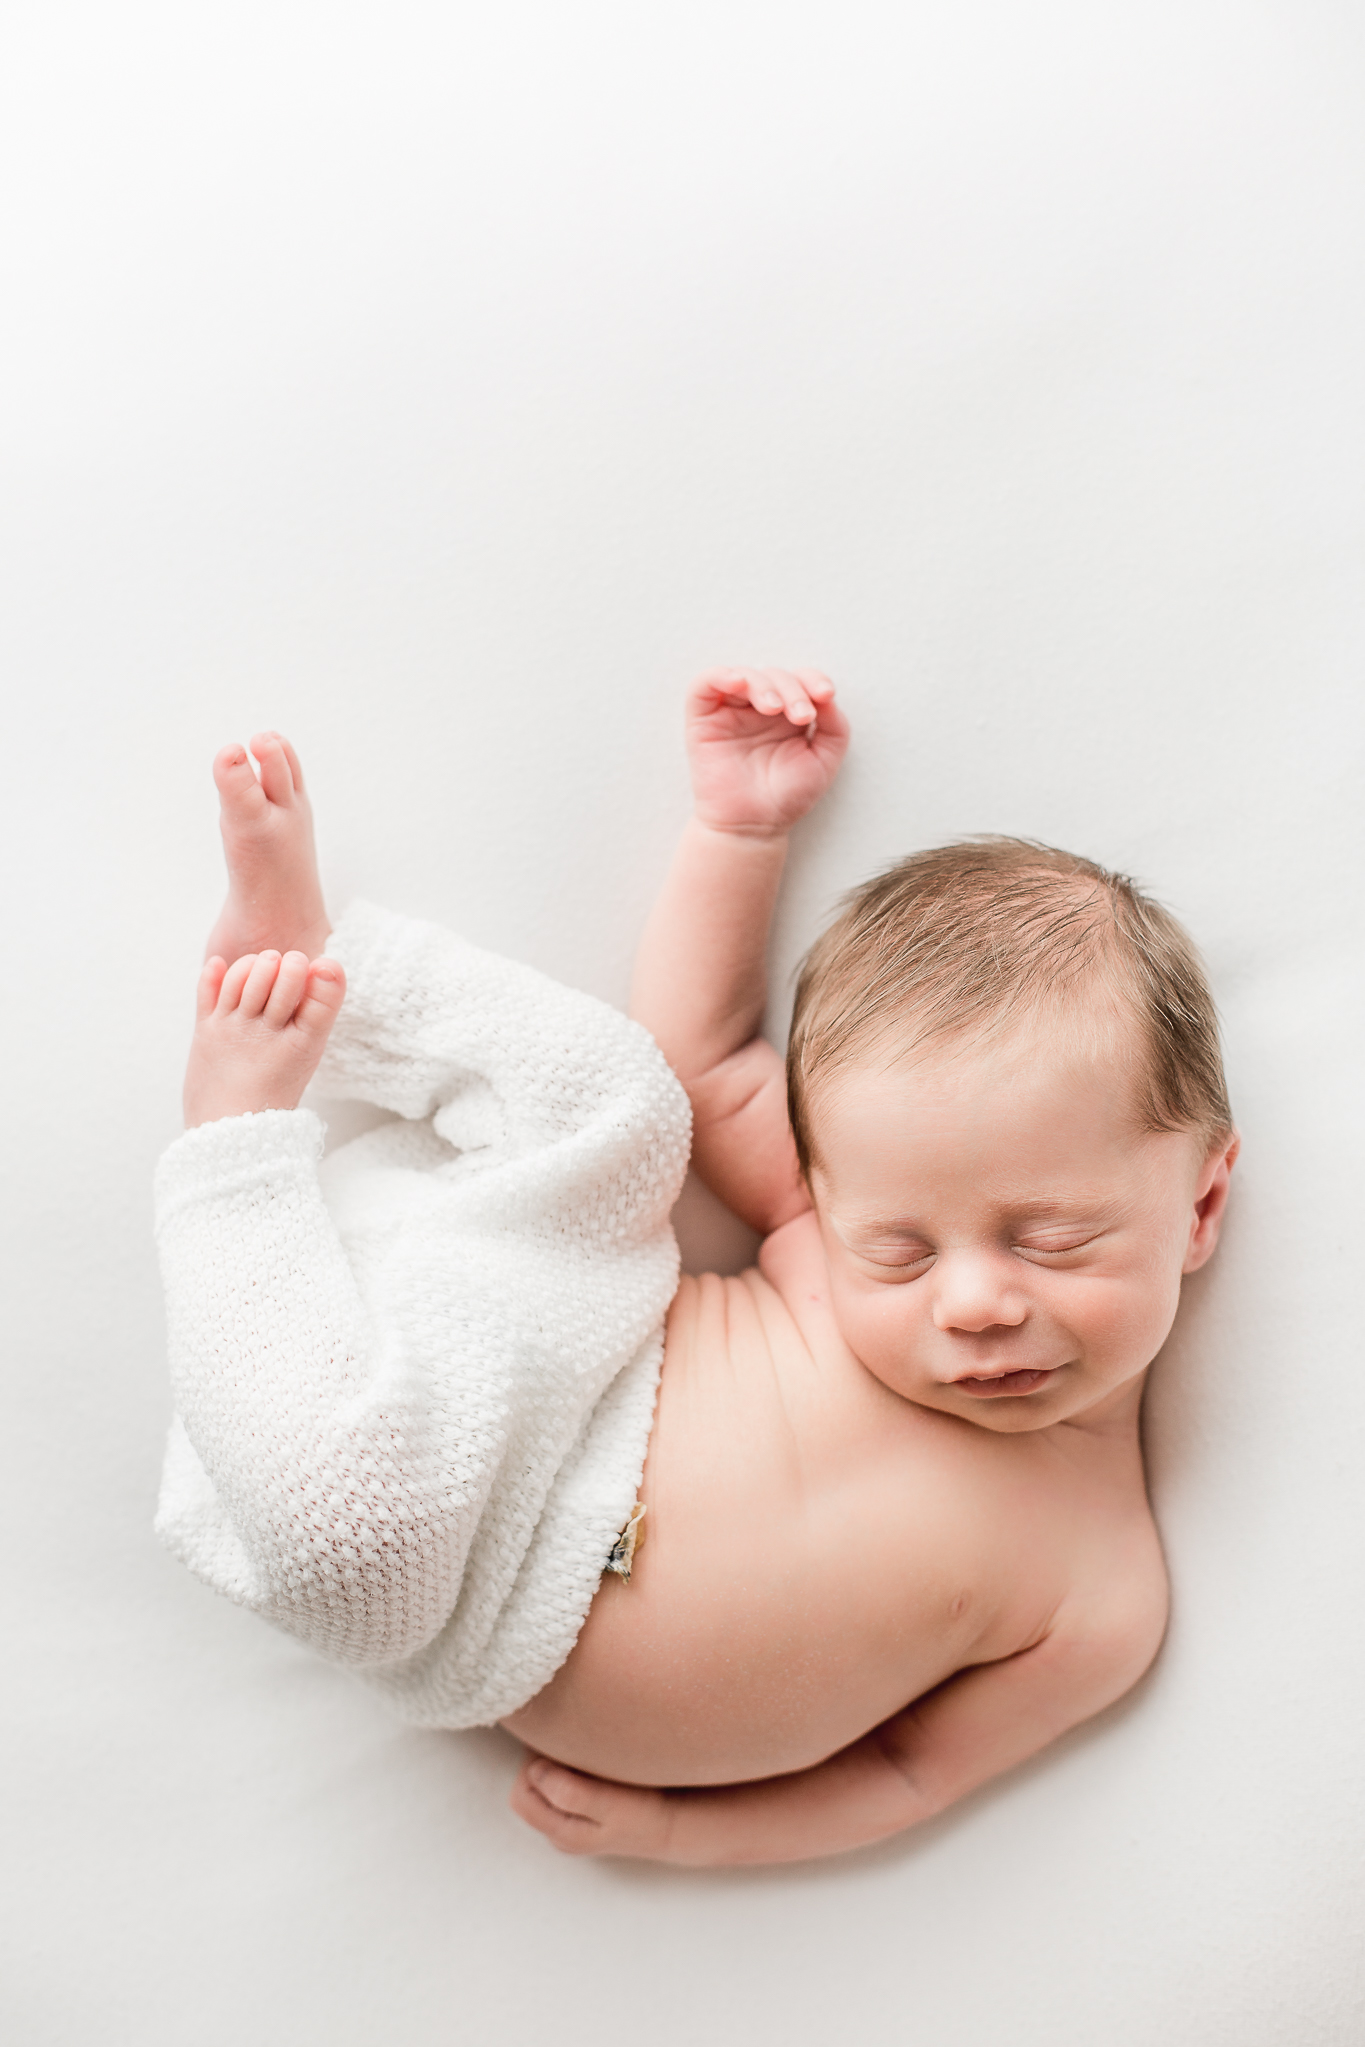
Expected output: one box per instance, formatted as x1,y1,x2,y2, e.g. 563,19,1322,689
931,1383,1069,1433
884,1362,1146,1432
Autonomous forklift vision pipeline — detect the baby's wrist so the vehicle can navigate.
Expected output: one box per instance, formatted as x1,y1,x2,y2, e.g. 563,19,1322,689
690,809,791,846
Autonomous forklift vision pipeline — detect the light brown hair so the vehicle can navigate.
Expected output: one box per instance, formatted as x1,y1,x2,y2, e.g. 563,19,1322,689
786,836,1232,1175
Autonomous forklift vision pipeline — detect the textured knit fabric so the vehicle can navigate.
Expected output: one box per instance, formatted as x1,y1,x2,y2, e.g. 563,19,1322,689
154,901,691,1728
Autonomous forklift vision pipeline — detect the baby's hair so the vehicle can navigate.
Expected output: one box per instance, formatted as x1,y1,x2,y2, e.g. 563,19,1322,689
786,836,1232,1175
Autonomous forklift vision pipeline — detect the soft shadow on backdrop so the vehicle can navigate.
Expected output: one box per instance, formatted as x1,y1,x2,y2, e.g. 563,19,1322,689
2,4,1362,2044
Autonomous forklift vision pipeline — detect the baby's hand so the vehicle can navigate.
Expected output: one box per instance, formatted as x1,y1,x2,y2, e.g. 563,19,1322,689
509,1754,677,1861
687,668,849,835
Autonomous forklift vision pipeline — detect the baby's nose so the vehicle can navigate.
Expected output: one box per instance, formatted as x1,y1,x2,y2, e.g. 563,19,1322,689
930,1250,1028,1334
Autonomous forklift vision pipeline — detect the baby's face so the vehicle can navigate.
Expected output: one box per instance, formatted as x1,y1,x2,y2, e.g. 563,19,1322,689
807,1013,1235,1432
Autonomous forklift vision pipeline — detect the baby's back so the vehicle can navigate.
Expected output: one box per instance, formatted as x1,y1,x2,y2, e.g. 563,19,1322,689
502,1215,1167,1785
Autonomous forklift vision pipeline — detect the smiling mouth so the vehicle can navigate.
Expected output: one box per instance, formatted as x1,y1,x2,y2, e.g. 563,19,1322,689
953,1367,1059,1398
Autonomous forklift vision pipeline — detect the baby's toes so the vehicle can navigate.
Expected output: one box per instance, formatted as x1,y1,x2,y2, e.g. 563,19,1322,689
262,950,311,1025
212,744,268,823
248,731,299,807
291,959,346,1043
236,951,282,1019
274,734,307,791
214,952,260,1015
196,956,228,1021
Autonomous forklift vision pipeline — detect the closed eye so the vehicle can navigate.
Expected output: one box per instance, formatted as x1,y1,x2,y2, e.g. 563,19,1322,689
1014,1235,1103,1260
854,1245,936,1274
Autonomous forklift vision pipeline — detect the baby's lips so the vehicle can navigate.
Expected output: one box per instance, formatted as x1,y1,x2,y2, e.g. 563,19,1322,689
954,1365,1058,1396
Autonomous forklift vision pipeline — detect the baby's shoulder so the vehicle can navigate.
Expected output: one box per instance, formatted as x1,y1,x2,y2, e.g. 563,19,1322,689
757,1204,823,1274
1048,1486,1170,1699
753,1208,864,1370
755,1208,834,1328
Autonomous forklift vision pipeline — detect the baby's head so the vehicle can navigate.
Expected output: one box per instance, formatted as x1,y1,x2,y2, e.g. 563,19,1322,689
787,839,1238,1431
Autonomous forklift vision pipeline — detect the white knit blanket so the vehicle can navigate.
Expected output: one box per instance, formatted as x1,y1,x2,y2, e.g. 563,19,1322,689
153,902,691,1728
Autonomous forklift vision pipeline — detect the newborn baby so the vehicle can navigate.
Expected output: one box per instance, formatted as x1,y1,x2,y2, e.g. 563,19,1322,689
160,670,1237,1865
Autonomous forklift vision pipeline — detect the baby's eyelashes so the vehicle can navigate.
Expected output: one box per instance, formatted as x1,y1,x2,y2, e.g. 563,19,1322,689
1011,1233,1104,1262
842,1229,1107,1272
848,1241,937,1273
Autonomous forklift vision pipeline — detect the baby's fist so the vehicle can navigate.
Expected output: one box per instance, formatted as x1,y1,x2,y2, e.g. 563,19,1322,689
687,668,849,835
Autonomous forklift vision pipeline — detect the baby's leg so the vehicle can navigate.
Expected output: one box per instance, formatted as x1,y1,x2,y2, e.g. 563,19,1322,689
204,732,331,966
183,949,346,1127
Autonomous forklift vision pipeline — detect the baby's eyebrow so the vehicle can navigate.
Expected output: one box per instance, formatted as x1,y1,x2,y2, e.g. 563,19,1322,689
838,1215,932,1237
840,1196,1117,1235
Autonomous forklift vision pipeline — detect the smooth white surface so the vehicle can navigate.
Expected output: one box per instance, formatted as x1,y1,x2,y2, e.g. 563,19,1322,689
2,4,1362,2042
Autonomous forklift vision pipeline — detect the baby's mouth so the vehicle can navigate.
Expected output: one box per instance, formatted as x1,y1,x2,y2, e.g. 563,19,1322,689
953,1366,1058,1398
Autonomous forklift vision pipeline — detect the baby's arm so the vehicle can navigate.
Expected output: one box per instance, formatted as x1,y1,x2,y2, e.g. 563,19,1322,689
511,1585,1167,1865
631,670,849,1235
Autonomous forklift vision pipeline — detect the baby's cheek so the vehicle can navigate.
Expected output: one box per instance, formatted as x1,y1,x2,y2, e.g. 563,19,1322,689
833,1282,922,1384
1083,1272,1181,1369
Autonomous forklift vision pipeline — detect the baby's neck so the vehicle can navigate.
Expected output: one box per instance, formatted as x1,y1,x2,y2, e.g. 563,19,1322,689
1051,1373,1149,1442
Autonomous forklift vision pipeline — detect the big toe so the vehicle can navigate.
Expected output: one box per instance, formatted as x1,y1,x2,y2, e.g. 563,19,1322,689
295,958,346,1036
213,744,267,820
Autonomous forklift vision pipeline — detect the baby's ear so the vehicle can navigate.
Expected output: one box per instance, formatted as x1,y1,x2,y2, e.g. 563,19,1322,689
1182,1132,1240,1274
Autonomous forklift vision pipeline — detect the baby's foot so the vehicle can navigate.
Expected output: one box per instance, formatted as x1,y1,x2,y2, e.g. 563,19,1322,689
183,950,346,1129
203,733,331,966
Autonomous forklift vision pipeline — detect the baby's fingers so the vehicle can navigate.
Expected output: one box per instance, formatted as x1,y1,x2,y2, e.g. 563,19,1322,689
688,667,763,712
510,1759,606,1855
786,669,840,737
690,667,834,731
751,668,816,724
511,1758,673,1860
794,669,837,714
808,690,851,749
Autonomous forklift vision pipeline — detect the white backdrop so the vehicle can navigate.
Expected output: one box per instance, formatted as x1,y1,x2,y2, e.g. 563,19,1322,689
3,4,1363,2042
